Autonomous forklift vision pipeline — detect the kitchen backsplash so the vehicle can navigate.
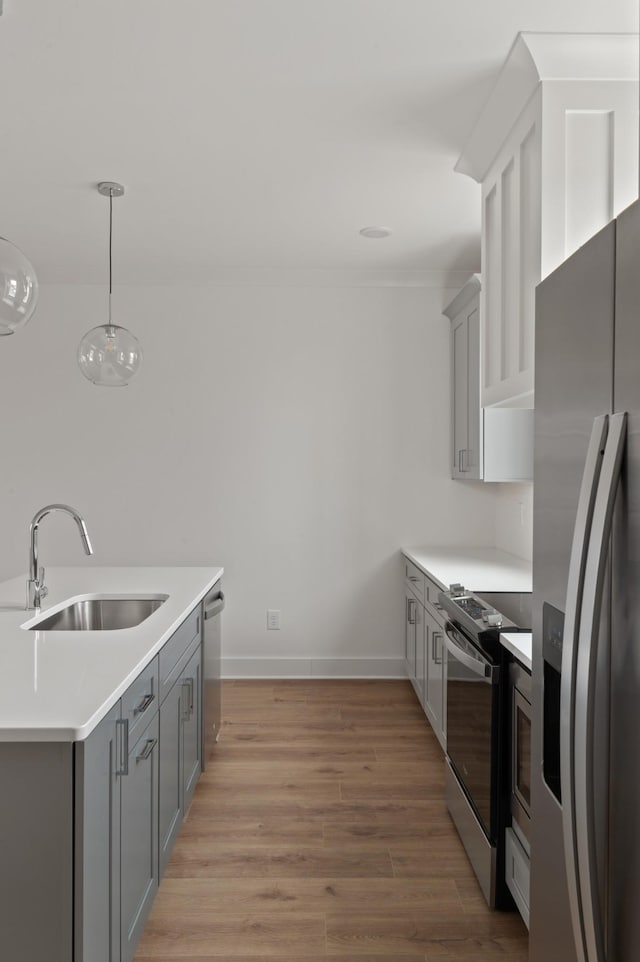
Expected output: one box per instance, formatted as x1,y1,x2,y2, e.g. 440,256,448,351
494,482,533,562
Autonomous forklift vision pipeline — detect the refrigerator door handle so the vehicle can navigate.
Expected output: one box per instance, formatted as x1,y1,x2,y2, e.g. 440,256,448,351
573,411,627,962
561,413,609,962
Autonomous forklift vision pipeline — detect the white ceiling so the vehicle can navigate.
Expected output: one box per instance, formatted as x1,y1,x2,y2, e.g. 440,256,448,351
0,0,637,285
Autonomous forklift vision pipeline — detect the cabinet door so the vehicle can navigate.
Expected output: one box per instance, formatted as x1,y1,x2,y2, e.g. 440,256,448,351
74,702,121,962
404,589,417,680
414,602,426,706
424,609,446,749
465,301,482,479
182,643,202,812
120,714,159,962
450,286,482,481
451,309,468,479
159,677,184,879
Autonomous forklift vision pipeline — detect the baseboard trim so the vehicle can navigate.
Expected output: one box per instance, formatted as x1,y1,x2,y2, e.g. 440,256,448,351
221,657,406,679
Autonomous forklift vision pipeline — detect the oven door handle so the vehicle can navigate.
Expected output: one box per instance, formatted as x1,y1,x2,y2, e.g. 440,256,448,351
444,625,497,681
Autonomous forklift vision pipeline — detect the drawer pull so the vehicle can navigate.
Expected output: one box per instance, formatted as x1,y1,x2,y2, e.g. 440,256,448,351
136,738,157,764
133,692,155,715
407,598,417,626
181,679,194,720
116,719,129,776
408,575,419,583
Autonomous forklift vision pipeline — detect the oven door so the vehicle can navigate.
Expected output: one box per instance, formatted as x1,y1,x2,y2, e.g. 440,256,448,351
445,622,500,842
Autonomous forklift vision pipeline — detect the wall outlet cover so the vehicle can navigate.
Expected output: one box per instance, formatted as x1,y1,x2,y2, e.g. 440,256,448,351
267,609,281,630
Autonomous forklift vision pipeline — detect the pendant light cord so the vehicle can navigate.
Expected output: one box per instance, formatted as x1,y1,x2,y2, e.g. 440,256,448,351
108,189,113,327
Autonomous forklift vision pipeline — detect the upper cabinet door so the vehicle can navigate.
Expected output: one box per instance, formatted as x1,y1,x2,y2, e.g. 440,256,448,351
446,275,482,481
451,308,469,479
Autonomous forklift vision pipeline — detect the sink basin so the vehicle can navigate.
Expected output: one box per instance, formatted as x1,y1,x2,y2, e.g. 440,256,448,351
28,595,168,631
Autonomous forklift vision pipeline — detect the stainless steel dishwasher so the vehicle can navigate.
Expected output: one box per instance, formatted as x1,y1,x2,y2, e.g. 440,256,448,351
202,584,225,766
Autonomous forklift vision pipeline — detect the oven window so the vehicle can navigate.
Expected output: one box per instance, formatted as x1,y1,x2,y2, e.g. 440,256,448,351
446,653,494,839
515,696,532,811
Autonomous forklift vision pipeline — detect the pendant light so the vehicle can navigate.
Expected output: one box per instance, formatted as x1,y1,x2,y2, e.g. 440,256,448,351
0,235,39,336
77,182,142,386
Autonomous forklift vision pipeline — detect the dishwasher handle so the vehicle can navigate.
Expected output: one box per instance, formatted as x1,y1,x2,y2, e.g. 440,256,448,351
204,590,225,620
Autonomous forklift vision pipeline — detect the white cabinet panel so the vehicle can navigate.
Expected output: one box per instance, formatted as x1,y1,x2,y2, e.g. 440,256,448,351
458,34,638,408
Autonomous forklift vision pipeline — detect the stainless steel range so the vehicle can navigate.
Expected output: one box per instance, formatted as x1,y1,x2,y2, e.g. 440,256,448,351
438,584,531,908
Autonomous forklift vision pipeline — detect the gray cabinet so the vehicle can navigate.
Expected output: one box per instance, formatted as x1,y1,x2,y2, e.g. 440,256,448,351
449,276,482,480
77,676,160,962
423,604,445,748
182,642,202,810
75,704,121,962
120,712,159,962
445,275,534,483
404,585,417,681
159,637,202,878
402,556,447,751
159,674,184,876
0,603,206,962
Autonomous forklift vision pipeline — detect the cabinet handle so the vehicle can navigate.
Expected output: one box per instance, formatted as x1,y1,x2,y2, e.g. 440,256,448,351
204,591,225,619
408,575,419,583
136,737,157,764
433,632,443,665
407,598,416,626
116,718,129,776
133,692,155,716
181,678,195,720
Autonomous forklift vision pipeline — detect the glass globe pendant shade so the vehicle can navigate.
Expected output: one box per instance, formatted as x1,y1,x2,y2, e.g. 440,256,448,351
77,323,142,387
0,236,39,335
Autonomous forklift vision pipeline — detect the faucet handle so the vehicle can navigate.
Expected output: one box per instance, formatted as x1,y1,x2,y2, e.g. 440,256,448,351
38,567,48,598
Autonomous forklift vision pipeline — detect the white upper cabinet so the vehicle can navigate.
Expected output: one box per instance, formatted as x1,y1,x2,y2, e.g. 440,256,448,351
456,33,639,407
445,275,534,483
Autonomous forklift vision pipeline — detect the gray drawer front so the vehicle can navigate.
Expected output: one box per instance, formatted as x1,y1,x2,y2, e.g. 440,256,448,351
122,657,159,741
424,573,446,626
404,559,425,601
159,608,201,703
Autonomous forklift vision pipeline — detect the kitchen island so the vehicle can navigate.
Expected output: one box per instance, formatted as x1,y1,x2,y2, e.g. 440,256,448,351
0,564,223,962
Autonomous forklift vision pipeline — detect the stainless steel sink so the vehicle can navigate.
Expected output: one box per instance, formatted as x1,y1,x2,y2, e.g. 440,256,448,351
28,595,168,631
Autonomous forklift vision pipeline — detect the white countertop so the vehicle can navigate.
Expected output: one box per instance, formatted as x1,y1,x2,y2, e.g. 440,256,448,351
402,545,532,593
0,566,223,742
500,632,532,672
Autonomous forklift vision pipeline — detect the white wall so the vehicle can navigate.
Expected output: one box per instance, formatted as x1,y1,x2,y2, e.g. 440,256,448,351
493,482,533,562
0,283,500,675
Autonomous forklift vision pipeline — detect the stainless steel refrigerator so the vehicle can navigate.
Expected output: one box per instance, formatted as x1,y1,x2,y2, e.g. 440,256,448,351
530,197,640,962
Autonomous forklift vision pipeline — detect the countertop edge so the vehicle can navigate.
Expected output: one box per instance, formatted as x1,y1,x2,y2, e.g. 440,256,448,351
0,566,224,743
500,632,532,672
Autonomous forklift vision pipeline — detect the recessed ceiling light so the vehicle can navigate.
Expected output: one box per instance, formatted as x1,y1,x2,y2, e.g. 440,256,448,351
359,226,392,239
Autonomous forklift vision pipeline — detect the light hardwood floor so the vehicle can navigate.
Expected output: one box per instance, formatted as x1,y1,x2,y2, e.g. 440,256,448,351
135,679,528,961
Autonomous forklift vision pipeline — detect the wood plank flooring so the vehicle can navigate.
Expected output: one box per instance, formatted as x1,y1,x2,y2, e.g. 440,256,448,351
134,679,528,961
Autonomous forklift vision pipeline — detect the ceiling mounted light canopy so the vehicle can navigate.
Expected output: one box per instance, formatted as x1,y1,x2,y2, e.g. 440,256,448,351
359,226,392,239
0,236,39,336
77,182,142,387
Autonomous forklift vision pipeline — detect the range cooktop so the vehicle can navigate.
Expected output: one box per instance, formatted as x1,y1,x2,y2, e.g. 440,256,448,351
437,583,532,661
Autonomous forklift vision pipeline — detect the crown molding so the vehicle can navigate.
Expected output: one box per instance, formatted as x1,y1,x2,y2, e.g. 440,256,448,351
456,32,639,183
442,273,481,319
41,267,478,290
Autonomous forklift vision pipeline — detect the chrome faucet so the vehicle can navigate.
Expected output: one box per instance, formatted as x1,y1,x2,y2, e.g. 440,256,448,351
26,504,94,610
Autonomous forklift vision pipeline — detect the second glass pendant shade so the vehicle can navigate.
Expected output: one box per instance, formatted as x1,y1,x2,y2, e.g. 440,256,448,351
78,182,142,387
0,235,39,336
77,323,142,386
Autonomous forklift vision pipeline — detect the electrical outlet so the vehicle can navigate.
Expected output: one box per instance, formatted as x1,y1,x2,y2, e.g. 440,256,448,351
267,609,281,630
